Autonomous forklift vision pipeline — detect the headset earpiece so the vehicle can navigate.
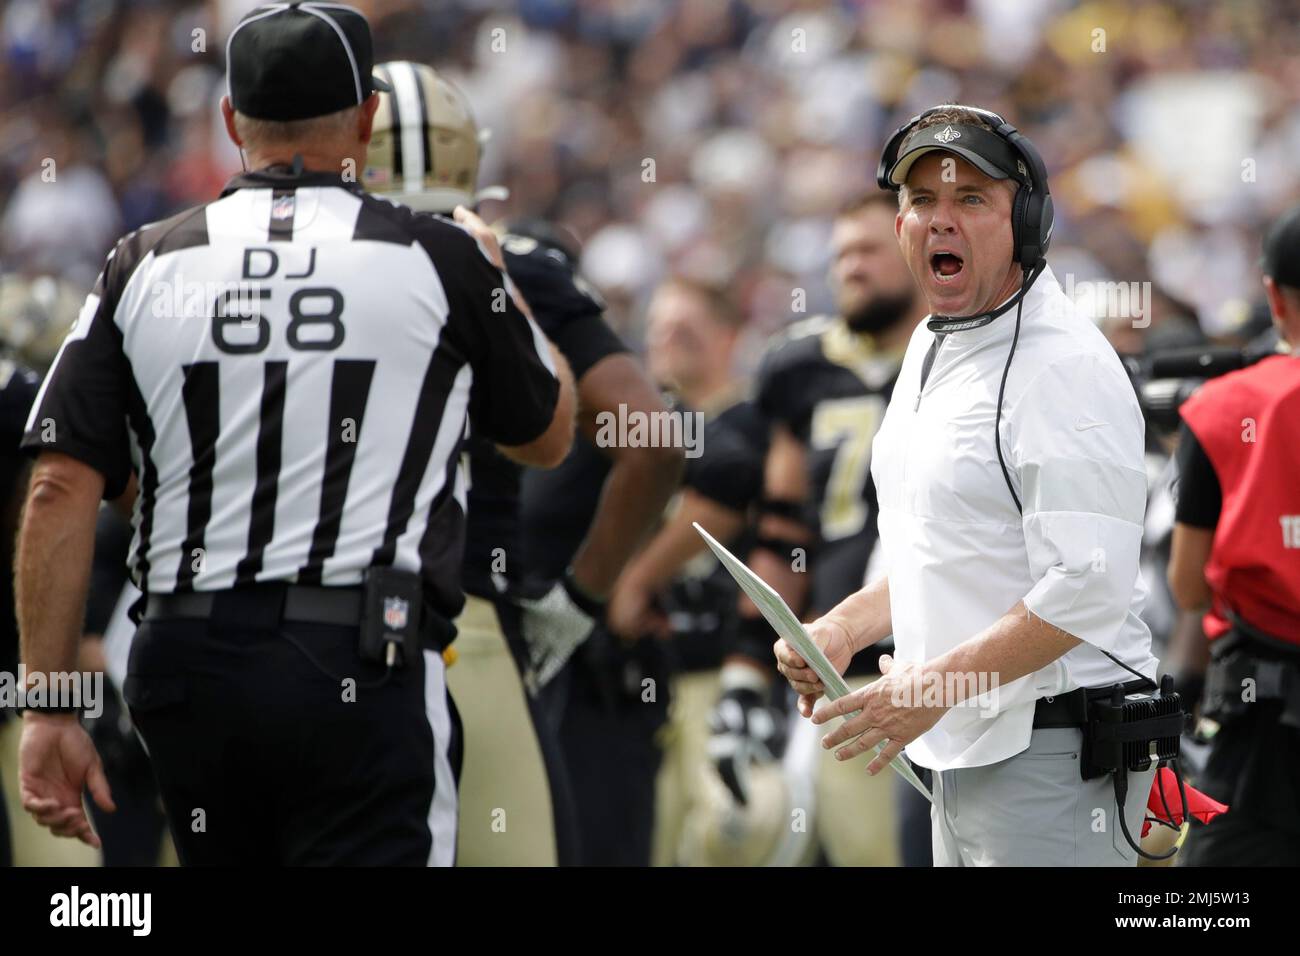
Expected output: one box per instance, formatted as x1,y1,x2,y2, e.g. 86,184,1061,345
1015,186,1053,268
1011,185,1030,265
876,109,929,190
1001,126,1052,267
1037,193,1054,261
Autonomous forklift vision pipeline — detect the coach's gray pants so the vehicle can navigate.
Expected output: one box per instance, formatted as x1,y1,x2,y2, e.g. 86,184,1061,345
930,727,1156,866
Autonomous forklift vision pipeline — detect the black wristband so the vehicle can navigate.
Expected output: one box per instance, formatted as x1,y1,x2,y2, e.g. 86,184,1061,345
562,567,606,618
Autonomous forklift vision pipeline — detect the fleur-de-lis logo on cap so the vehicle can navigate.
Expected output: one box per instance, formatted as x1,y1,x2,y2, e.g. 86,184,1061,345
933,126,962,144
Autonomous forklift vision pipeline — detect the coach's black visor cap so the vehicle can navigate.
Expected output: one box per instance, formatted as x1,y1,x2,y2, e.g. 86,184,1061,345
886,123,1027,187
226,2,391,121
1262,203,1300,291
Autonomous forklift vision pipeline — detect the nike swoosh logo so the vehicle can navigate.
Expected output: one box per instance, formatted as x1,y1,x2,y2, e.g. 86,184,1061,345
1074,418,1109,431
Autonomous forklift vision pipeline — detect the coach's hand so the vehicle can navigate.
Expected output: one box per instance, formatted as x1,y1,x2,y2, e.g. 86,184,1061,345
517,578,599,692
811,655,947,776
18,712,115,848
774,616,854,718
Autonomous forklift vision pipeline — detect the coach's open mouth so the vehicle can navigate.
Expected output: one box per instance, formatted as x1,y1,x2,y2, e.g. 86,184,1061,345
930,252,965,282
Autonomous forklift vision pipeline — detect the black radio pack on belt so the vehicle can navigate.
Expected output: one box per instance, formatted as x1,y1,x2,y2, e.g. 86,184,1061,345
1080,676,1184,781
1085,675,1190,862
361,568,423,668
1037,674,1191,860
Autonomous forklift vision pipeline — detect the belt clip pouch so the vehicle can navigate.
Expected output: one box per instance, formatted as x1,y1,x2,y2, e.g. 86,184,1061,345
361,568,423,667
1203,650,1250,721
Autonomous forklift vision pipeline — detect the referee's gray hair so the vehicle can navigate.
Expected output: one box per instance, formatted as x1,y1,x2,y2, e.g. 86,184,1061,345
233,104,362,148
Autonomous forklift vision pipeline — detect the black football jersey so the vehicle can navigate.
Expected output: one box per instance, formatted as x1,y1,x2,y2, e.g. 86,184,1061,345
461,229,627,599
755,315,903,614
682,395,768,516
663,393,768,670
517,432,608,586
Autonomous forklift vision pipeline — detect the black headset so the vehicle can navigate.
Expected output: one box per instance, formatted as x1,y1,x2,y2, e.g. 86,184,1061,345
876,104,1054,269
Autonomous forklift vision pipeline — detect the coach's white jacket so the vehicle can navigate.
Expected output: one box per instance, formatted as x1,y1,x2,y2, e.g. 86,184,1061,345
870,264,1158,771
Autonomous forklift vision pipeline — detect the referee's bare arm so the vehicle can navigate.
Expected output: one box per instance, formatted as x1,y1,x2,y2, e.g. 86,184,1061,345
16,451,116,846
14,240,131,845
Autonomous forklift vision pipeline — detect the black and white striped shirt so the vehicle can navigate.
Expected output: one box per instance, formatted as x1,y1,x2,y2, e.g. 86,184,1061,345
22,167,559,618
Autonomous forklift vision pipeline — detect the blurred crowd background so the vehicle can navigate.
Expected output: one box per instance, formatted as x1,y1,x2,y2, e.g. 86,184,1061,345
3,0,1299,372
0,0,1297,867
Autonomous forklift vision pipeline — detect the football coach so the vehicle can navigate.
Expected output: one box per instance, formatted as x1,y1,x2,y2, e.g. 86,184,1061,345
775,105,1160,865
16,2,575,865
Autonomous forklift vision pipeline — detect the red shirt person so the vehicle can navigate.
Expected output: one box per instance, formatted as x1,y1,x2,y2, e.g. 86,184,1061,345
1168,203,1300,866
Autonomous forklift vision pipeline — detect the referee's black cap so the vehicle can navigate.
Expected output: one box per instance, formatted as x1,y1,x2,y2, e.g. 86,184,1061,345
226,2,392,122
1262,203,1300,291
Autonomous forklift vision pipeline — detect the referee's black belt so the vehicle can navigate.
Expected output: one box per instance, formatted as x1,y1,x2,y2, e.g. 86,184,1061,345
1032,678,1154,729
143,584,363,627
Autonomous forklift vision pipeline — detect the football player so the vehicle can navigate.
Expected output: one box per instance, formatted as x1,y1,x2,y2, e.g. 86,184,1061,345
601,277,772,866
364,61,682,865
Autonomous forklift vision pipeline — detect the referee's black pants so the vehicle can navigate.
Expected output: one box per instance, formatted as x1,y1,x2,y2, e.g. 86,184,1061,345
124,604,462,866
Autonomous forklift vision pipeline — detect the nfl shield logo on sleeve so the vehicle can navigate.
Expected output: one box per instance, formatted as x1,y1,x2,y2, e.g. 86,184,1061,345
383,596,409,630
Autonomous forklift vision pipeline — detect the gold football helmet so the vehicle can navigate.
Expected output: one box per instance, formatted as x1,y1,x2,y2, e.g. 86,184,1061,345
364,60,507,213
675,710,821,868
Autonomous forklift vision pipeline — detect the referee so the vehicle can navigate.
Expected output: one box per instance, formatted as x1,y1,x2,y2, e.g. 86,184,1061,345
15,3,575,865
